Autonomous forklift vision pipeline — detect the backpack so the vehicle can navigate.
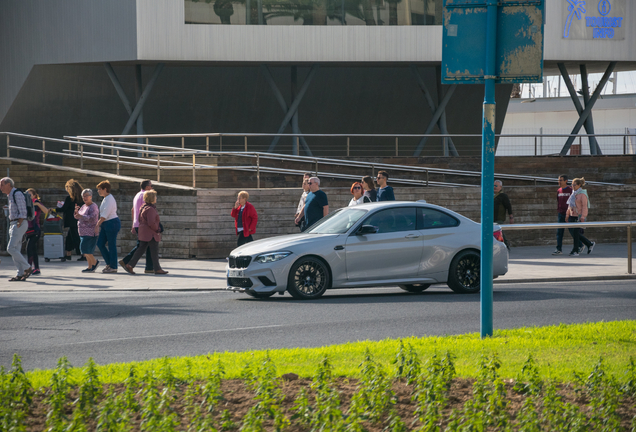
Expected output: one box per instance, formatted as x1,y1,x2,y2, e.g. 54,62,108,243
12,189,35,222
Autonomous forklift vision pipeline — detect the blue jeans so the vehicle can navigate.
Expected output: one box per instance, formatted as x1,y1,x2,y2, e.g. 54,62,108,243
556,213,567,251
97,218,121,269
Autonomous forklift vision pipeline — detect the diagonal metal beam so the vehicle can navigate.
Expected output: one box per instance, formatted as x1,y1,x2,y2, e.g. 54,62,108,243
579,64,601,155
559,61,616,156
268,64,319,152
104,63,133,116
413,84,457,156
119,63,165,140
436,67,459,156
260,65,313,156
411,65,457,156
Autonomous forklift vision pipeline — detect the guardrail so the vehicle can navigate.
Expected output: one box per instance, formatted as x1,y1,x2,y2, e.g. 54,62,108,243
500,221,634,274
1,131,628,189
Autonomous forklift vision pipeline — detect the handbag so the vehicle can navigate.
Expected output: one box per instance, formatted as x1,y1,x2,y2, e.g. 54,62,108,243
159,223,164,234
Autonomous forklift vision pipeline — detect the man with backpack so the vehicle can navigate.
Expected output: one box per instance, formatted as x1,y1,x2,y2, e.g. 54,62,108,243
1,177,34,281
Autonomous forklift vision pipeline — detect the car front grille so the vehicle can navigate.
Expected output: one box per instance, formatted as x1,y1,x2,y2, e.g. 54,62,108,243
227,277,253,288
228,256,252,269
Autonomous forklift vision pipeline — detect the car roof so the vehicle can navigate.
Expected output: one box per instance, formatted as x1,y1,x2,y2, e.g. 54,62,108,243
348,201,473,222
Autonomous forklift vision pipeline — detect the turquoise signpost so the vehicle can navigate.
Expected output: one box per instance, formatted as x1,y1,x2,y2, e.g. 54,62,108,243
441,0,545,338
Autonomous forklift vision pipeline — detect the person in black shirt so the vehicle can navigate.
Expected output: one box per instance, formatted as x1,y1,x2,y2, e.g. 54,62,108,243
376,170,395,201
57,179,85,261
295,177,329,231
361,176,377,202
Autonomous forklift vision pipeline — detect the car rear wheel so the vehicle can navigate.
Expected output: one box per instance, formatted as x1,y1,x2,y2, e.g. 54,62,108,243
399,284,431,293
287,257,330,300
246,291,275,299
447,250,481,294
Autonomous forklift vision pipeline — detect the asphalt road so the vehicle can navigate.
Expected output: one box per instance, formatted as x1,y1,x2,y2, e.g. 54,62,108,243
1,280,635,371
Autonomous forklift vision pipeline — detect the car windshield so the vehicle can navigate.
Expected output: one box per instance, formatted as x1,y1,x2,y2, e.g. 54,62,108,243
306,208,367,234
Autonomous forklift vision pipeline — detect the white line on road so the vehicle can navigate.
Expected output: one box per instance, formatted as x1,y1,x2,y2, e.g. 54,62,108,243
63,324,284,346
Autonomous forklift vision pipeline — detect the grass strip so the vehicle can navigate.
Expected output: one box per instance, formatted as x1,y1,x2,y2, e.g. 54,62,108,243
25,320,636,388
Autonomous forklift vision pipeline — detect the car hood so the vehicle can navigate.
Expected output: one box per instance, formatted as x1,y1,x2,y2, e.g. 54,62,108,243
230,233,340,257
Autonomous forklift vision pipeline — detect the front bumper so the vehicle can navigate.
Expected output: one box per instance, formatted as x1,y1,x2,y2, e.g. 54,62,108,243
225,256,294,294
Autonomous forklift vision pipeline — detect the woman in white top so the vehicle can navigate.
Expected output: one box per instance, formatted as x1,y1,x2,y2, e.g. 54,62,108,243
95,180,121,273
348,182,371,206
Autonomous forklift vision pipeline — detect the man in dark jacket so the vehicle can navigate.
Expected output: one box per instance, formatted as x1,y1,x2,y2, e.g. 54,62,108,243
376,170,395,201
553,175,572,255
231,191,258,247
494,180,513,249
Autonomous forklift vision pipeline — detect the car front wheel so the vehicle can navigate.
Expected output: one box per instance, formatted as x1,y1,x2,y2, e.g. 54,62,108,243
287,257,330,300
399,284,431,293
447,250,481,294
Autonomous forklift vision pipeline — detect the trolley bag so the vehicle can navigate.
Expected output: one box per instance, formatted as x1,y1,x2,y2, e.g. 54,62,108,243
42,210,64,235
43,234,65,262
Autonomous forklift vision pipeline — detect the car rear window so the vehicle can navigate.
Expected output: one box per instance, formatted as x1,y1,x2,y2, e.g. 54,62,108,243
417,208,459,229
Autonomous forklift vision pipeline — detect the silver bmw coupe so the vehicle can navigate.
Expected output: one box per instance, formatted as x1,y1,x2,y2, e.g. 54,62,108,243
226,201,508,299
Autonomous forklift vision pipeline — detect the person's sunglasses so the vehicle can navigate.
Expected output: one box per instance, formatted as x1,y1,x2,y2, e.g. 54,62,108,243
353,186,361,190
308,182,313,185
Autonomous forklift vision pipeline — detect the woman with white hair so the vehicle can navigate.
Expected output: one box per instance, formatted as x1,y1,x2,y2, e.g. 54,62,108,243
74,188,100,272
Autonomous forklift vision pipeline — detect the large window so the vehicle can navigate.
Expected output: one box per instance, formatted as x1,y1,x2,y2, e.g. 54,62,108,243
185,0,441,25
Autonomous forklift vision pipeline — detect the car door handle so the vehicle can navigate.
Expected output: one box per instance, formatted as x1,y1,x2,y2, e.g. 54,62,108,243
334,245,344,250
405,234,420,239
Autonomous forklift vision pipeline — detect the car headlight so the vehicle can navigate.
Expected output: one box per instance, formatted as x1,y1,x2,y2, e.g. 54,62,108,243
254,252,292,263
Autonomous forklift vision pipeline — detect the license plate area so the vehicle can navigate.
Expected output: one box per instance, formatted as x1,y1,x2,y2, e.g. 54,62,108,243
228,269,245,278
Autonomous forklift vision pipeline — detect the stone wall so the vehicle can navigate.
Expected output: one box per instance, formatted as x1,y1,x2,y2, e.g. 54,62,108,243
2,158,634,260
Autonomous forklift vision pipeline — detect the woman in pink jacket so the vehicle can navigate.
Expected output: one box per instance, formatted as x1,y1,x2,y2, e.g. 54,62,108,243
565,177,595,256
122,190,169,275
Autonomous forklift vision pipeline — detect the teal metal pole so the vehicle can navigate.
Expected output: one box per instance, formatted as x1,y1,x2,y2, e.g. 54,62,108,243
480,0,498,338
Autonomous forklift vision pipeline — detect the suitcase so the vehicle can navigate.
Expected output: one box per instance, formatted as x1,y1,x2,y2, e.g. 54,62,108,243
43,234,65,262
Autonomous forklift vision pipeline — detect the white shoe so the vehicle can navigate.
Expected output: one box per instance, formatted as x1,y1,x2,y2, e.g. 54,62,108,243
587,242,595,254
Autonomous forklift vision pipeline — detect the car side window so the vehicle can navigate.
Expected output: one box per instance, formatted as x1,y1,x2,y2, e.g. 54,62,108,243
417,208,459,229
362,208,417,233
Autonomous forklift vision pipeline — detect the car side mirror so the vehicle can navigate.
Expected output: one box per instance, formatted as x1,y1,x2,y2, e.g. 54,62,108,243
357,225,378,235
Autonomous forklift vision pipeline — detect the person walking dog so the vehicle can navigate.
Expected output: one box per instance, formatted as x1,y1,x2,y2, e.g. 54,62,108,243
231,191,258,247
2,177,33,281
122,190,169,275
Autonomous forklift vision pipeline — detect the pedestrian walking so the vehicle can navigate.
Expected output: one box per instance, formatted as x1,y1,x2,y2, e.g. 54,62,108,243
295,177,328,230
25,188,49,275
361,176,377,202
95,180,121,273
74,188,100,272
552,175,572,255
348,182,370,206
494,180,514,249
1,177,33,281
294,174,311,230
57,179,84,261
119,180,155,273
375,171,395,201
566,177,595,256
231,191,258,247
122,190,169,275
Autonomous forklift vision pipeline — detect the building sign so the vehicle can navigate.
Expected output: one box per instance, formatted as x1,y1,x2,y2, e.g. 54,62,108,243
563,0,625,40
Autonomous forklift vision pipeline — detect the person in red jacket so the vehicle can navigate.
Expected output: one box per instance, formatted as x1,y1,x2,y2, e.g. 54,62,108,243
231,191,258,247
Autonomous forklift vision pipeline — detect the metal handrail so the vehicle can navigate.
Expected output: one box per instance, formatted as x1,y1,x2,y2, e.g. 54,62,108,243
500,221,634,274
1,131,630,190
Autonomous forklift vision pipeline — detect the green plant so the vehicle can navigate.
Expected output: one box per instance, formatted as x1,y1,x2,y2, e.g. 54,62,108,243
412,352,455,432
348,349,395,426
309,356,346,431
0,354,34,432
96,389,131,432
392,340,421,385
514,354,543,396
220,409,238,431
139,372,179,432
45,356,73,432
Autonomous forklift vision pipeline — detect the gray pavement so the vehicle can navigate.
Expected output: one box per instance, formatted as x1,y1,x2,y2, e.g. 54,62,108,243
0,243,633,292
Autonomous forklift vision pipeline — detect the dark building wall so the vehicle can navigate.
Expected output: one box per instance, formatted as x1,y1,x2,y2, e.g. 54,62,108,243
1,63,511,158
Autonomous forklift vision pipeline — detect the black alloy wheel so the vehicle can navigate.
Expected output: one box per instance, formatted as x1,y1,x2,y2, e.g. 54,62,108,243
447,250,481,294
399,284,431,293
287,257,330,300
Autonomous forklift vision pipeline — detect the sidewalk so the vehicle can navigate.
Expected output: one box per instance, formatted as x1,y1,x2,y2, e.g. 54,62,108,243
0,243,633,292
